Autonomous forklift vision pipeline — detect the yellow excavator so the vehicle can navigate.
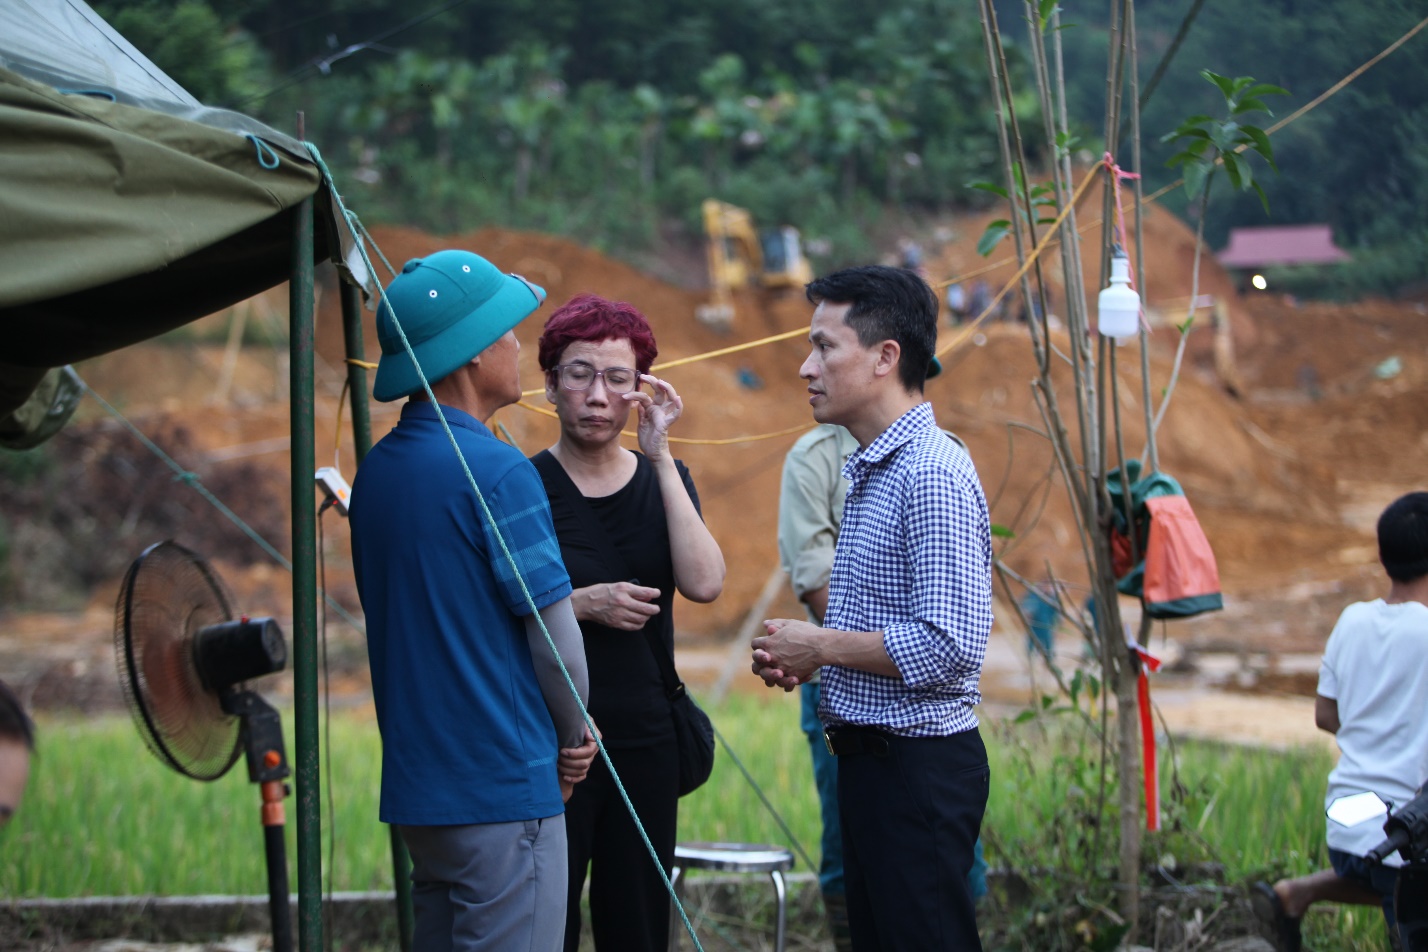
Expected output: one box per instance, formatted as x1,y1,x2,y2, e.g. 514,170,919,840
695,199,813,329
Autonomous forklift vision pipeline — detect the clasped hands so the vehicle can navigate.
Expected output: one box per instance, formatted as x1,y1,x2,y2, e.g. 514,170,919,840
750,618,825,692
558,723,600,803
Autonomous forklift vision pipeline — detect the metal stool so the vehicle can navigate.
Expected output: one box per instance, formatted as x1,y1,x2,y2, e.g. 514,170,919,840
669,842,795,952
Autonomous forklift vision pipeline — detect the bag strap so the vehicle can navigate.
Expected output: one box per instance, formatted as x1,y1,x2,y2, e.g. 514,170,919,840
531,451,685,701
644,624,687,703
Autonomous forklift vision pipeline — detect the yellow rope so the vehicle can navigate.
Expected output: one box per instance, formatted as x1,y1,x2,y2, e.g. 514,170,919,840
512,169,1102,444
1266,15,1428,138
930,251,1038,290
513,399,815,446
518,326,810,398
651,326,811,371
668,422,814,445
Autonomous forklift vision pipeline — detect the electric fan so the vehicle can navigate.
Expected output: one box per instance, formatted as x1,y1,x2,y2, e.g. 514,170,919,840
115,540,293,952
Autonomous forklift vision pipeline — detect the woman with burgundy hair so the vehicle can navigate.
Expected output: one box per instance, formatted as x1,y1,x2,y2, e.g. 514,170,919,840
530,292,725,952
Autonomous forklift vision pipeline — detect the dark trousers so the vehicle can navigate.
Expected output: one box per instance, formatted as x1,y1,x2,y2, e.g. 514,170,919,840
1331,847,1401,932
838,727,989,951
802,682,845,896
563,739,679,952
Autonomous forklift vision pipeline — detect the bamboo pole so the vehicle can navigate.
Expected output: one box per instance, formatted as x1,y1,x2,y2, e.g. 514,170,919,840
1104,1,1143,929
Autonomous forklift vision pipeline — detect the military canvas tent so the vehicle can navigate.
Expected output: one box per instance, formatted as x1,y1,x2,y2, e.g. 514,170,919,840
0,5,389,948
0,0,367,445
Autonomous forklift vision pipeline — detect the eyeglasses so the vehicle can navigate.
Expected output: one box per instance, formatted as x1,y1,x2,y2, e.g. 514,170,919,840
555,363,640,394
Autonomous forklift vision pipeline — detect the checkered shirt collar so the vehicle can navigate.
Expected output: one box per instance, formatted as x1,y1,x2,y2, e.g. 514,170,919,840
843,402,936,479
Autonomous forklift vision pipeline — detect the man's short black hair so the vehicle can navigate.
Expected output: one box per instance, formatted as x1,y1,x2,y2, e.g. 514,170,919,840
805,266,939,393
1378,491,1428,583
0,680,34,751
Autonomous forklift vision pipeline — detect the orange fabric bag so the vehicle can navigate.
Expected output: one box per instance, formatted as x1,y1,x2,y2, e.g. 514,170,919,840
1141,495,1222,618
1107,463,1223,619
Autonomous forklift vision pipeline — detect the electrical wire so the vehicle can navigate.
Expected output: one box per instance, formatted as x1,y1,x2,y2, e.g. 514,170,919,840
229,0,479,109
232,9,342,47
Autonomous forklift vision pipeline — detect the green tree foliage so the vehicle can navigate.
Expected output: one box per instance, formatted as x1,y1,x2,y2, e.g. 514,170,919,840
86,0,1428,292
106,0,1006,259
226,0,1006,264
92,0,268,105
1034,0,1428,295
1163,71,1286,213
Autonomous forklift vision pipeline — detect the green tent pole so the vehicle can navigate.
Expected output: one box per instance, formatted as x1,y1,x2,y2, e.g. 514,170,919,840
339,280,416,952
289,198,323,952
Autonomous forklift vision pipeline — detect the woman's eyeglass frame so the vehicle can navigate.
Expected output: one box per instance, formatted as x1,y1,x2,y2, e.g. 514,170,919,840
553,363,641,394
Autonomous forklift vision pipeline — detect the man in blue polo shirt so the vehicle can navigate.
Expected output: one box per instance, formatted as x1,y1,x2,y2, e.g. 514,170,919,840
753,265,994,950
350,249,598,952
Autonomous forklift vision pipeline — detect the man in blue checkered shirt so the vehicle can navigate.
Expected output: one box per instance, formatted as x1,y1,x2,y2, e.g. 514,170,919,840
752,265,993,950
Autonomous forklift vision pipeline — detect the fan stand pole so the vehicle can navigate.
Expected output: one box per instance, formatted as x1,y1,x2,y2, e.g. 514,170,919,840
262,778,295,952
229,689,295,952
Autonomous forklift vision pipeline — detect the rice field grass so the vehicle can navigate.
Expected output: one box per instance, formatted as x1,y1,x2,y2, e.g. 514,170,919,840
0,690,1395,949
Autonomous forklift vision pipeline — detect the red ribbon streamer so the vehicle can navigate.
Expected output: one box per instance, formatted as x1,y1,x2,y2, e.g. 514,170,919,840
1137,669,1158,831
1133,645,1162,831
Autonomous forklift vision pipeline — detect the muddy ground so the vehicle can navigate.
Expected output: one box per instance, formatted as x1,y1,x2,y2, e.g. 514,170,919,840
6,200,1424,748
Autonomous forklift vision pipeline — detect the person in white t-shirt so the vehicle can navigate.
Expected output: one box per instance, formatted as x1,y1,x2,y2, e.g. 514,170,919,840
1254,491,1428,952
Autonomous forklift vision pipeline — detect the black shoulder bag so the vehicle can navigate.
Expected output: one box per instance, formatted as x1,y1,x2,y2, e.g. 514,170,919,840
532,452,716,796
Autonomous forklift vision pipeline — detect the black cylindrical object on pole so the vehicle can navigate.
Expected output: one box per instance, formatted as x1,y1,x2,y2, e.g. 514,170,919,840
266,820,294,952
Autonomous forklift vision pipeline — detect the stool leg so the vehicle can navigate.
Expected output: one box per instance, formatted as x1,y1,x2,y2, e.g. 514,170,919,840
770,869,787,952
668,865,685,950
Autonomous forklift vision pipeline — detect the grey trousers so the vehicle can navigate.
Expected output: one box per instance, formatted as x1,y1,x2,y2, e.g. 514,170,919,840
399,815,568,952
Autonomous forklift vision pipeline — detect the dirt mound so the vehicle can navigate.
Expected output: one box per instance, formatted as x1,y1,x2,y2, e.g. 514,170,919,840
1234,296,1428,497
1238,296,1428,394
317,223,1287,635
24,205,1427,661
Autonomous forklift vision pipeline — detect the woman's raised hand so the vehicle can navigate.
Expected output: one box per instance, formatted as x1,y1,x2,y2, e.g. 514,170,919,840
625,374,682,462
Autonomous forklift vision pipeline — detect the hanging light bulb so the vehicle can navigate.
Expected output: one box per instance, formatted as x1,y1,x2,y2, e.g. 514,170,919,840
1097,247,1141,338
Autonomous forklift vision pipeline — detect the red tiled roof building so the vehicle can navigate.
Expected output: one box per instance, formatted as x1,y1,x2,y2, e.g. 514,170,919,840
1216,224,1350,269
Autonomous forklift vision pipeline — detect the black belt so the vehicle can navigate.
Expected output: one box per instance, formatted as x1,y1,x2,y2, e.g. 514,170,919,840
823,726,890,757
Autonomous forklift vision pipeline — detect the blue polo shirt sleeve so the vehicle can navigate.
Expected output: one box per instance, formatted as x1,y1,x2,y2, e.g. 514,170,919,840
480,462,572,616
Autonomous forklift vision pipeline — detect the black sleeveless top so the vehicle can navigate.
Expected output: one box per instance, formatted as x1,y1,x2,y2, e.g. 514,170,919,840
531,450,701,748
